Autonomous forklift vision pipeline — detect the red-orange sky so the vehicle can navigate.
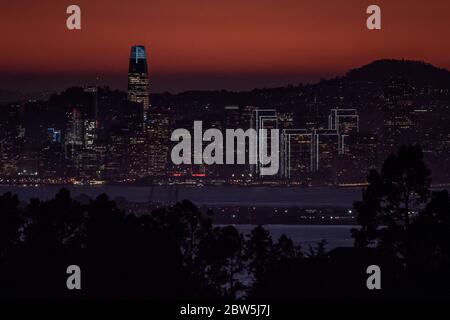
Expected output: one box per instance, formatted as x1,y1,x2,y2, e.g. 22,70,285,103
1,0,449,92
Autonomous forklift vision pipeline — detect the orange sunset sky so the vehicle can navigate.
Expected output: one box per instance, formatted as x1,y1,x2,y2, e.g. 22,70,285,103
0,0,449,92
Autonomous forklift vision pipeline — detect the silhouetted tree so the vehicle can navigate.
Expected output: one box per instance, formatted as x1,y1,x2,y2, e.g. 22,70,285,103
196,226,246,299
307,240,327,259
273,234,300,260
245,225,273,283
0,193,22,258
0,189,201,299
352,144,450,297
352,144,431,256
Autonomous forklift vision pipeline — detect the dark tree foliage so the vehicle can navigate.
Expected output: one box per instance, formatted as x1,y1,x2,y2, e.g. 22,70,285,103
352,144,431,252
245,225,274,283
351,144,450,297
1,144,450,300
0,189,292,300
273,234,299,260
251,145,450,300
0,191,207,299
197,226,246,299
0,193,22,258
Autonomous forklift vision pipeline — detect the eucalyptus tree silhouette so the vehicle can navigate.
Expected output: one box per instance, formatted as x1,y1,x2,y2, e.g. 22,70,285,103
245,225,273,283
352,144,431,254
352,144,450,297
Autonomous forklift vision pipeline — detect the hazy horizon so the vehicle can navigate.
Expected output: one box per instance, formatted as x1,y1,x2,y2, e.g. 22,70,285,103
2,0,450,93
2,57,448,97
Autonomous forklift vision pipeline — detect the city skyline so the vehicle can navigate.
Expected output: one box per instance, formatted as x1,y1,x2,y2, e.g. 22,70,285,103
2,1,450,306
1,48,449,187
1,0,450,93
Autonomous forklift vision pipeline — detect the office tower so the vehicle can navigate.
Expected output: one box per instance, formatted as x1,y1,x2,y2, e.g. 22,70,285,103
231,105,255,179
77,149,98,179
328,109,359,153
219,106,242,179
47,128,61,144
145,111,171,176
281,129,313,181
253,109,278,176
312,129,340,173
127,45,150,122
65,109,84,159
93,143,108,179
224,105,241,128
83,120,96,149
105,130,130,180
83,85,99,122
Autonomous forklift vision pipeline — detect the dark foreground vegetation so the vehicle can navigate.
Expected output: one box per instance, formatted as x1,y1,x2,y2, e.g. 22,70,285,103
0,145,449,300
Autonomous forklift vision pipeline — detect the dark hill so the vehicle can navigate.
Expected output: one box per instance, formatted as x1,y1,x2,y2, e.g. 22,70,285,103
344,59,450,87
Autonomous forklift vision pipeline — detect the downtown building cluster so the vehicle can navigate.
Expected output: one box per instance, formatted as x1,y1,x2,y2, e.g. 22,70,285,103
0,56,449,186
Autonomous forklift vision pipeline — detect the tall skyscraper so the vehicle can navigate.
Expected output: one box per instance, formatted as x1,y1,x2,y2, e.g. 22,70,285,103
328,109,359,154
127,45,150,122
281,129,313,180
65,108,84,159
253,109,278,176
312,129,340,173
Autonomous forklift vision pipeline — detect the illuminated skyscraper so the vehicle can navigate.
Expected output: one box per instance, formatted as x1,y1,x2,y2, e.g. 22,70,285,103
145,110,171,176
127,45,150,121
83,120,96,149
65,108,84,159
328,109,359,154
312,129,340,173
281,129,313,180
253,109,278,176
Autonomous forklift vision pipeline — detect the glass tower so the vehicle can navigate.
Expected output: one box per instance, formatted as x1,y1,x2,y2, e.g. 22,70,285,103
127,45,150,122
